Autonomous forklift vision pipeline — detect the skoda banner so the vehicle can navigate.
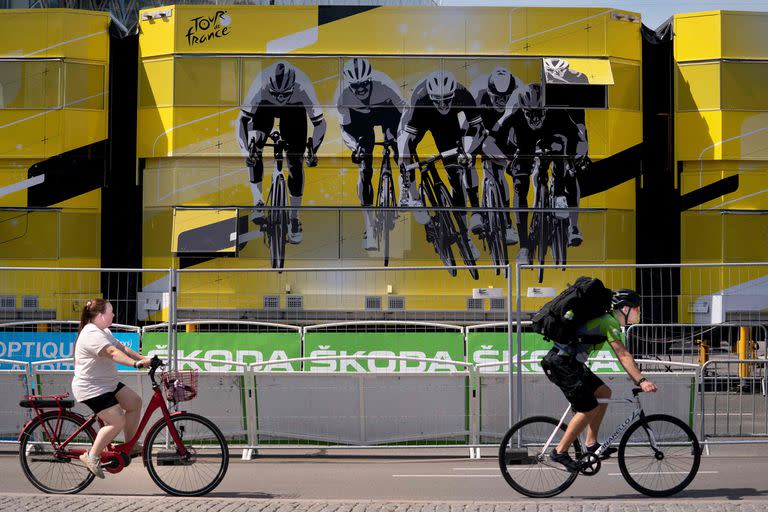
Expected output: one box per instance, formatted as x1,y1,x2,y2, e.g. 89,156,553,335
142,332,301,371
303,331,465,373
467,330,621,373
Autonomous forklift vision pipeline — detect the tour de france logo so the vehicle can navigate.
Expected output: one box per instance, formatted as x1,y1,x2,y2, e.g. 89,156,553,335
185,10,232,47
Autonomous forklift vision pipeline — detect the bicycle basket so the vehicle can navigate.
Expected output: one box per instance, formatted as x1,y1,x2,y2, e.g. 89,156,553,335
160,370,199,402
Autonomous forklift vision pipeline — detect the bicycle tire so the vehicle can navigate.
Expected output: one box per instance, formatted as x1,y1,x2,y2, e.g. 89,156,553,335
420,182,457,276
498,416,582,498
145,412,229,497
268,174,288,269
19,411,96,494
484,181,509,273
437,183,479,280
380,172,393,267
618,414,700,497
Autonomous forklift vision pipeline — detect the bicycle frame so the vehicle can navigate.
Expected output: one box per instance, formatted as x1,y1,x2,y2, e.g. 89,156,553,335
541,393,655,457
22,376,188,466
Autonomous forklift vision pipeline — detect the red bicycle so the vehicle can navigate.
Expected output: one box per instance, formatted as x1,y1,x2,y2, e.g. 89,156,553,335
17,356,229,496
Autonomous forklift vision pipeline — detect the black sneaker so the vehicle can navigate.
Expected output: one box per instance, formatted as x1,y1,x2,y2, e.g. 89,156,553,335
586,443,617,460
550,448,580,473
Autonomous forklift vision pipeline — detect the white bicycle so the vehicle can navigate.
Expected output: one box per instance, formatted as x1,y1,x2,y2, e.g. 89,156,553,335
498,388,701,497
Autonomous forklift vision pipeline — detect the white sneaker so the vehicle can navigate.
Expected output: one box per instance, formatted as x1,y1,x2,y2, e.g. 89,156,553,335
554,196,569,219
517,247,531,264
362,229,377,251
398,184,410,207
287,218,303,244
79,452,105,479
469,213,483,234
505,227,519,245
568,226,583,247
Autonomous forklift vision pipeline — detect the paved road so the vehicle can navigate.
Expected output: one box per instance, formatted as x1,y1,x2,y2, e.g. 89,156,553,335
1,445,767,510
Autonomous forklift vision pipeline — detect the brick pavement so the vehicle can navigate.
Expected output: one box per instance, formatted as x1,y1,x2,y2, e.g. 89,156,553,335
1,495,767,512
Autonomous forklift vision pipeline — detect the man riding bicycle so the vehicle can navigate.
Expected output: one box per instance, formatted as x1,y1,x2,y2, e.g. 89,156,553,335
336,57,405,250
540,288,658,472
496,83,590,262
472,67,524,246
237,60,326,245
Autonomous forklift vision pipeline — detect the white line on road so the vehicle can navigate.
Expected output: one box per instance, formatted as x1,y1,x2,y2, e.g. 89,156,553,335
393,475,501,478
608,471,719,476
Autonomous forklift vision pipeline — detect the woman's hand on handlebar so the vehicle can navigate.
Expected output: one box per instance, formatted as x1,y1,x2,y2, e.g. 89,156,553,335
134,356,153,369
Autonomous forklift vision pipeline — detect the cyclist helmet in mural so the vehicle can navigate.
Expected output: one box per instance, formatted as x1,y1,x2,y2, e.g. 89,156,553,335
343,57,373,99
543,57,571,82
487,67,515,112
426,71,457,115
268,61,296,104
517,83,546,130
612,289,641,310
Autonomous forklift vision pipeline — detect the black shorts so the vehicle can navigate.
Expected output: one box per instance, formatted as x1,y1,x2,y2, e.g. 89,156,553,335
81,382,126,414
343,107,401,147
541,348,605,412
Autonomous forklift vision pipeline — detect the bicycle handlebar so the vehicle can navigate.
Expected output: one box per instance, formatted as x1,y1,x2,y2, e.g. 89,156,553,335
404,147,459,172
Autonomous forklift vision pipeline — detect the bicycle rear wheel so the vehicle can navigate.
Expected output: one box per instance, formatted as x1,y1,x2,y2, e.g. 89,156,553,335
19,411,96,494
145,412,229,497
618,414,700,497
437,183,479,280
498,416,582,498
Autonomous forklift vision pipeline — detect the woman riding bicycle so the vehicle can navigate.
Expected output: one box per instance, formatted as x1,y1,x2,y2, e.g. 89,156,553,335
71,298,151,478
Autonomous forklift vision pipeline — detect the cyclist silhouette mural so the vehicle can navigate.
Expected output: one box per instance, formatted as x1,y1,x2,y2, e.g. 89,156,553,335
236,60,326,246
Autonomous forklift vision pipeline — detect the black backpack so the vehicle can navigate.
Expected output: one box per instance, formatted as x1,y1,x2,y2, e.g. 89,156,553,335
531,276,613,344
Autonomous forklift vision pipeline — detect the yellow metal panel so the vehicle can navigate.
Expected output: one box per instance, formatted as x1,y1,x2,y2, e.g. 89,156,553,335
723,213,768,262
722,11,768,60
609,60,640,110
137,107,175,158
62,110,107,154
139,57,174,108
607,110,642,155
676,62,721,112
720,111,768,160
681,211,722,261
171,208,237,253
139,7,177,58
0,163,31,206
174,57,239,106
606,12,642,61
44,11,110,61
171,106,232,157
674,12,722,62
675,111,723,161
722,61,768,111
0,9,107,59
0,60,62,109
64,62,106,110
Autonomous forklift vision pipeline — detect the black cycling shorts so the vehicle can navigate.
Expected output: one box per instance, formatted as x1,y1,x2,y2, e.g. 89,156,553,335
541,348,605,413
81,382,126,414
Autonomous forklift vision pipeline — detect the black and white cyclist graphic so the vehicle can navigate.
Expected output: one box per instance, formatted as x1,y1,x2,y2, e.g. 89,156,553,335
471,67,524,246
496,82,589,262
236,60,326,245
336,57,405,251
397,70,488,258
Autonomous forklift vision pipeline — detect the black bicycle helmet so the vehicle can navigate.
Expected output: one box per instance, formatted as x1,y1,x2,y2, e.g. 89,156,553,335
612,289,641,309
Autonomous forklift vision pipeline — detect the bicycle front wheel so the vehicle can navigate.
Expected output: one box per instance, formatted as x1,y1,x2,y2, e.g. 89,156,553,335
618,414,701,497
498,416,581,498
145,412,229,497
379,172,393,267
19,411,96,494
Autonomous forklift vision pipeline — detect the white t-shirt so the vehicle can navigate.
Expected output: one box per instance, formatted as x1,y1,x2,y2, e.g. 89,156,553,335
71,323,125,402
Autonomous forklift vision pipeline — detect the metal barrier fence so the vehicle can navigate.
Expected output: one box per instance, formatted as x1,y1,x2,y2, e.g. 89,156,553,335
700,359,768,445
0,358,29,443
